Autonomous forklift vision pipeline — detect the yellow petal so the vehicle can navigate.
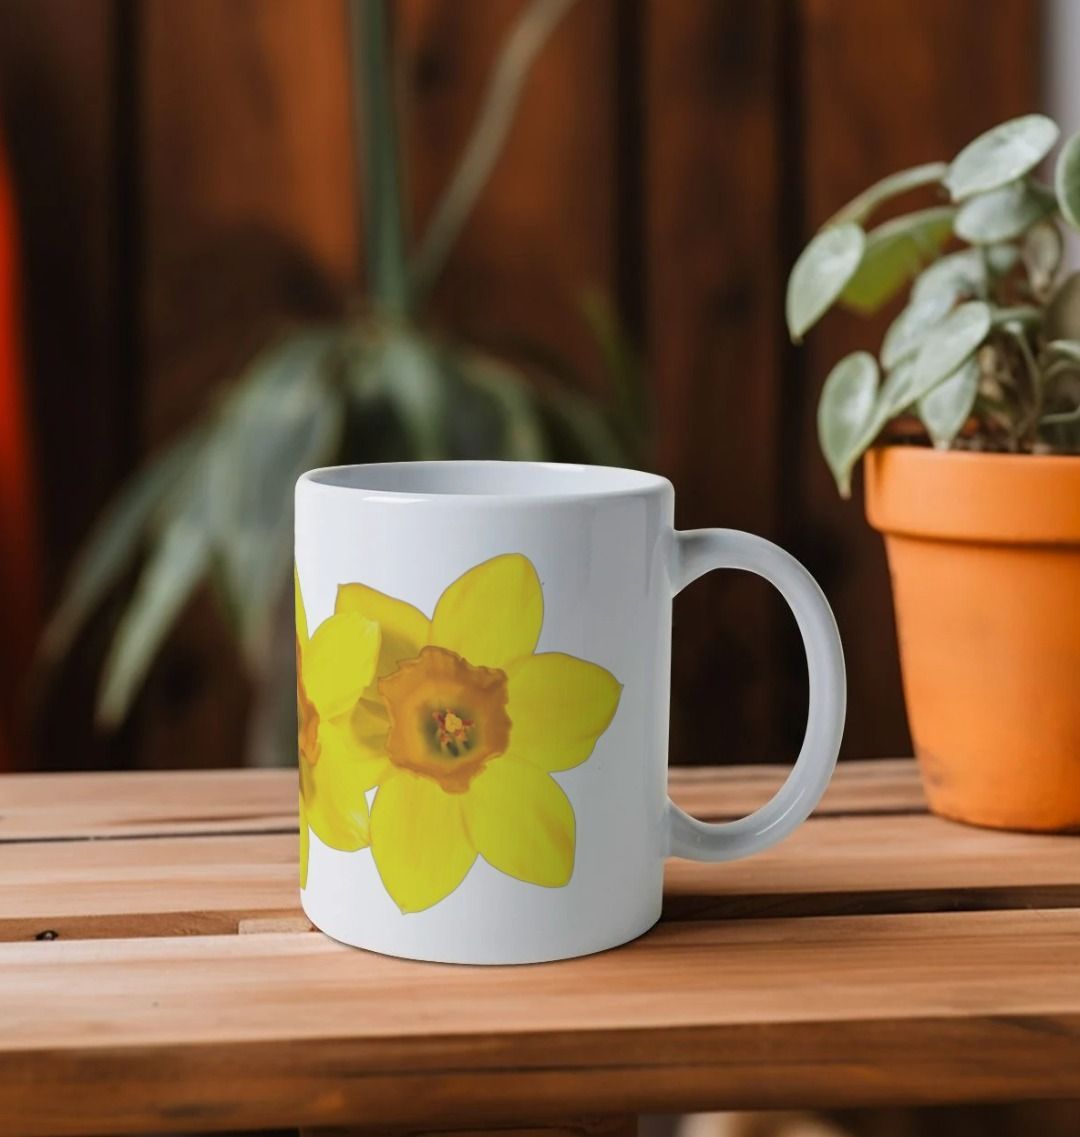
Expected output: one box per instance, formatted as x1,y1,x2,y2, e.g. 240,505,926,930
324,715,388,790
431,554,543,670
303,611,381,719
300,721,373,851
349,697,392,759
336,582,430,677
299,793,310,889
506,652,622,772
294,566,309,646
370,773,476,913
463,758,575,888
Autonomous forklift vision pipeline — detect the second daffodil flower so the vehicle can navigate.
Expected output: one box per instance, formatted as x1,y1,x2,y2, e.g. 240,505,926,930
296,554,622,912
295,570,383,888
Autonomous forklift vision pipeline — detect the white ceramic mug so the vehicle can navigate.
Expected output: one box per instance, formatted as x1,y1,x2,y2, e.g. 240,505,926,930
295,461,845,964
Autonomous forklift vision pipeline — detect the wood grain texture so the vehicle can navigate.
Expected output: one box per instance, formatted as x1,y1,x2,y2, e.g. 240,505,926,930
0,767,296,840
2,761,1080,1133
668,757,926,819
133,0,359,772
0,759,924,842
0,0,137,774
5,810,1079,943
0,833,297,941
398,0,618,393
3,763,1078,942
0,0,123,590
141,0,357,444
645,0,790,766
305,1119,638,1137
2,911,1079,1135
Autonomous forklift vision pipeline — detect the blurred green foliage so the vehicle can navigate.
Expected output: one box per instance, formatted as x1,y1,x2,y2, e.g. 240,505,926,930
39,0,645,737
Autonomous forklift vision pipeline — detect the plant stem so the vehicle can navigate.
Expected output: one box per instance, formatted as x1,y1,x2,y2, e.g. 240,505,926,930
410,0,578,304
1004,324,1043,446
351,0,410,318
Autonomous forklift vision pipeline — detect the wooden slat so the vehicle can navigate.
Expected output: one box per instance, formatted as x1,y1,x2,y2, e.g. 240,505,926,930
0,0,136,774
0,767,296,840
667,757,926,819
140,0,357,446
663,813,1080,920
0,833,297,941
398,0,619,394
2,910,1079,1135
645,0,790,766
4,795,1079,942
303,1121,640,1137
0,0,123,590
0,759,925,842
133,0,358,771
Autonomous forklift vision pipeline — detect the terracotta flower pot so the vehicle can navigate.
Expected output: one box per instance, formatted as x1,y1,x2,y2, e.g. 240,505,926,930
865,446,1080,832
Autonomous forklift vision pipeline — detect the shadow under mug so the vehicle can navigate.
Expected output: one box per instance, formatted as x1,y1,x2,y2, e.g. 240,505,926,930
295,461,846,964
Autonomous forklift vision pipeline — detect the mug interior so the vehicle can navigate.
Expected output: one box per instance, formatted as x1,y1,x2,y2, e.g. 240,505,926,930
301,461,670,500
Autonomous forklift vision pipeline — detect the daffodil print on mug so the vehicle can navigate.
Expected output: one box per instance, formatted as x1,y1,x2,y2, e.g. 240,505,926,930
295,554,622,913
295,568,382,888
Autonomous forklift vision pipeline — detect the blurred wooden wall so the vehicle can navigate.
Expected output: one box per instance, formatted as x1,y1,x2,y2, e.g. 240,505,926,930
0,0,1037,771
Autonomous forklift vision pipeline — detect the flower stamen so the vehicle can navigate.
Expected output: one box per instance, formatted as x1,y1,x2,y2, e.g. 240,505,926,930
378,645,510,791
432,707,474,756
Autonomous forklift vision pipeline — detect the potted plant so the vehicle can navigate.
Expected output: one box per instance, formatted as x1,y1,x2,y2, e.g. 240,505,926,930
787,114,1080,832
37,0,641,766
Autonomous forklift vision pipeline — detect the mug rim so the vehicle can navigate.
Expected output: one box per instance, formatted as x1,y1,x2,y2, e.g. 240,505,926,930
298,460,673,504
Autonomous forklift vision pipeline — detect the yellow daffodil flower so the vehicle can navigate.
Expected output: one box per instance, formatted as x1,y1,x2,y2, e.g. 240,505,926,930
295,569,382,886
322,553,623,913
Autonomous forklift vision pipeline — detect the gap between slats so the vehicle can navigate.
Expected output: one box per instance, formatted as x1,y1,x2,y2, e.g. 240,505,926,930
4,809,1078,942
0,760,928,844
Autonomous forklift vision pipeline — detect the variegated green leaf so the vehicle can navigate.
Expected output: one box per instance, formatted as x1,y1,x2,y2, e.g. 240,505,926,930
1022,221,1063,296
944,115,1059,201
881,292,955,370
986,243,1021,276
1054,130,1080,232
1047,272,1080,340
786,223,865,341
918,357,979,448
874,359,919,422
840,207,955,314
911,248,988,305
953,180,1055,244
911,301,992,395
817,352,879,498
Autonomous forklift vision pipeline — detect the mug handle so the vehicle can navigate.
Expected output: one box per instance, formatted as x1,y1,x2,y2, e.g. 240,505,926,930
667,529,847,861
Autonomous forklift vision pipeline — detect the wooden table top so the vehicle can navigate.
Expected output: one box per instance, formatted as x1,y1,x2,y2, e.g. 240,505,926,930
1,759,1078,1136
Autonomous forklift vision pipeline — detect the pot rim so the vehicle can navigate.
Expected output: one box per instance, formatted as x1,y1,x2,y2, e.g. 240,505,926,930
864,445,1080,544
